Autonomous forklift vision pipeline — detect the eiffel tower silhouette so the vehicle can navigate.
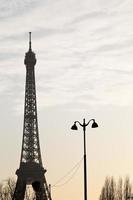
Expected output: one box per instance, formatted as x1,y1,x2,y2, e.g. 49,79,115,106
12,33,52,200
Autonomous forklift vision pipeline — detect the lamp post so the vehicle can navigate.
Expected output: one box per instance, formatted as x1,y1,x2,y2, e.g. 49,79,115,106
71,118,98,200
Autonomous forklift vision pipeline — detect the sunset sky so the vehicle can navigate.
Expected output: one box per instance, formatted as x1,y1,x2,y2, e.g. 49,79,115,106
0,0,133,199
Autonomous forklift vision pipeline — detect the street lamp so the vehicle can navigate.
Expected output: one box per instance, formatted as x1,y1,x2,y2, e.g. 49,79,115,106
71,118,98,200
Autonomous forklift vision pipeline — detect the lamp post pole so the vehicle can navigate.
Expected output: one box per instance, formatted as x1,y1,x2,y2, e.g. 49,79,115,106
83,118,87,200
71,118,98,200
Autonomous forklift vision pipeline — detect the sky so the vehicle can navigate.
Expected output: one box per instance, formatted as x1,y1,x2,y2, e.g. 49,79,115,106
0,0,133,199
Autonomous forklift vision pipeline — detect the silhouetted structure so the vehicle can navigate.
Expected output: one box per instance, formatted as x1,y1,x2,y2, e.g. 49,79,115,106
71,118,98,200
12,33,52,200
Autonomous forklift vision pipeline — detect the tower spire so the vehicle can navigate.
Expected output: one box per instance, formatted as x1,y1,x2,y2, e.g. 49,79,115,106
29,32,32,51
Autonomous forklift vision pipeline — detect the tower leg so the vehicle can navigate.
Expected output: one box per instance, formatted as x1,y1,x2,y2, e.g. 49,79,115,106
35,183,47,200
12,179,26,200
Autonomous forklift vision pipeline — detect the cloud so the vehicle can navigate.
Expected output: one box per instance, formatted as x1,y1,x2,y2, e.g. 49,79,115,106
0,0,133,112
69,10,108,25
0,0,43,19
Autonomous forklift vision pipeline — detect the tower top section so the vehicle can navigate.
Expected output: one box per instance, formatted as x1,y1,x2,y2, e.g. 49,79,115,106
24,32,36,67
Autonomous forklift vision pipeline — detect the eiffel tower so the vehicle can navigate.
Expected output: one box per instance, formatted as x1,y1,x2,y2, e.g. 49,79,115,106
12,33,52,200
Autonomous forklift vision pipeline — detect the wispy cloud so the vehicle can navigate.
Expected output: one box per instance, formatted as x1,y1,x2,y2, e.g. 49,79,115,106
0,0,133,112
0,0,43,19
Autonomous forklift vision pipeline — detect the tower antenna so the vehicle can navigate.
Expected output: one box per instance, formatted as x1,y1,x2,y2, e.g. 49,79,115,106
29,32,32,51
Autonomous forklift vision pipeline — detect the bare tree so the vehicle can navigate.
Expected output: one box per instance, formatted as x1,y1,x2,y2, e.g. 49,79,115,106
0,183,3,199
99,187,106,200
7,178,16,199
99,177,132,200
99,177,116,200
104,177,110,200
123,177,132,200
25,186,36,200
109,177,116,200
0,178,35,200
116,178,123,200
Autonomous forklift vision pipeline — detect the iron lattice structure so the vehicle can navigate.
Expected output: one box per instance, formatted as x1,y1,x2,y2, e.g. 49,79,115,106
12,33,52,200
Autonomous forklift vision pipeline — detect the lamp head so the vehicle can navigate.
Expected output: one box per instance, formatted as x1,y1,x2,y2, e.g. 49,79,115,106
91,120,98,128
71,123,78,130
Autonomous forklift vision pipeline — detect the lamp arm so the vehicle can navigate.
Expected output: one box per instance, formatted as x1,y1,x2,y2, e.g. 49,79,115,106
86,119,95,126
75,121,83,127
